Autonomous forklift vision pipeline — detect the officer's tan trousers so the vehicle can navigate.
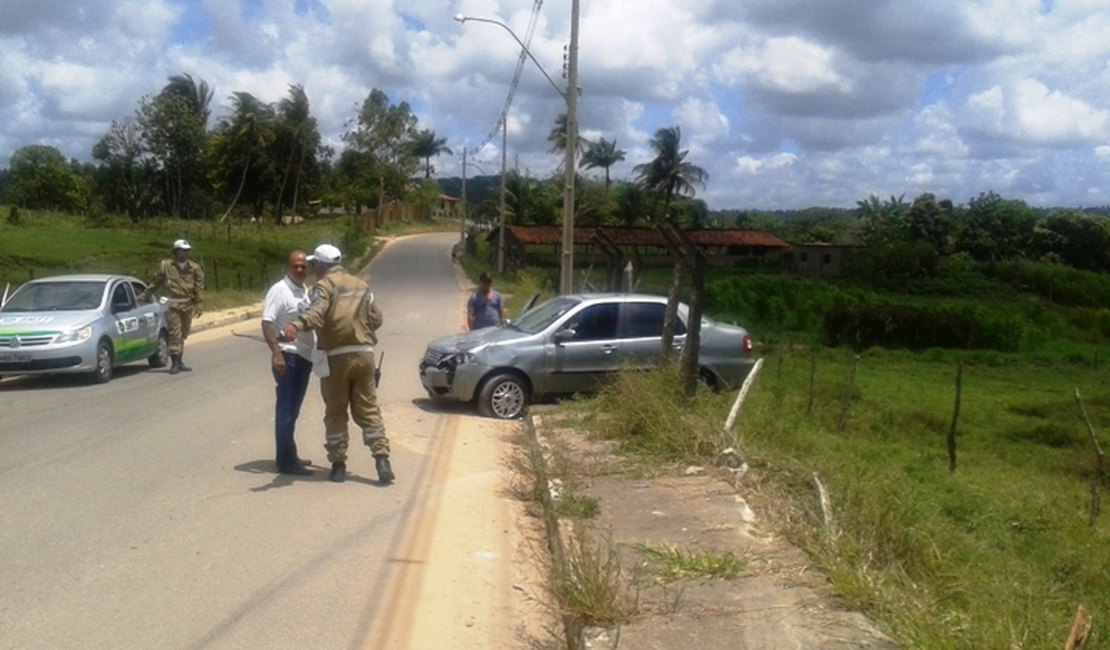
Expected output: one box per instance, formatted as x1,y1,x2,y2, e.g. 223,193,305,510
165,307,193,355
320,351,389,464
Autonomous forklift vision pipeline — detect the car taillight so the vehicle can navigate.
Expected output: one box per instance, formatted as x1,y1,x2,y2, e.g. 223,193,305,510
742,335,752,353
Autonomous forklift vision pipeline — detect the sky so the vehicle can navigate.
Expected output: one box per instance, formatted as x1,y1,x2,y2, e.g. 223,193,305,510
1,0,1109,211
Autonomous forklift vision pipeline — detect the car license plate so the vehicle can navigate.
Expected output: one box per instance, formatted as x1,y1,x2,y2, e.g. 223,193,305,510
0,353,32,363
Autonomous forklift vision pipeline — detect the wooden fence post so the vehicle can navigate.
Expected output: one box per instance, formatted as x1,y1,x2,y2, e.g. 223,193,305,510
807,349,817,416
1075,388,1104,526
948,363,963,473
1064,603,1091,650
837,355,860,436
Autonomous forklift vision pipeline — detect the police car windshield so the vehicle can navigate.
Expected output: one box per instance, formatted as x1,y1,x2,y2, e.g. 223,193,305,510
1,281,106,312
510,297,580,334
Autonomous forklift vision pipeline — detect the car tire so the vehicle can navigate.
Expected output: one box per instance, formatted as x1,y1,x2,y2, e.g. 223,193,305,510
477,372,529,419
699,368,720,392
92,339,113,384
149,330,169,368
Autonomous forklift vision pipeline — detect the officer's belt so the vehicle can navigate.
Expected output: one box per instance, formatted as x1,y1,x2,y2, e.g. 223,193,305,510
327,344,374,357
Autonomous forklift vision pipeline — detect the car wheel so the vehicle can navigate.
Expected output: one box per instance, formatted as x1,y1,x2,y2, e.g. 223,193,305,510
699,368,720,392
477,373,529,419
148,330,169,368
92,339,113,384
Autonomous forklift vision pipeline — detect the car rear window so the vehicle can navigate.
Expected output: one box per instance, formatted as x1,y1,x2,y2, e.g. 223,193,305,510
622,302,686,338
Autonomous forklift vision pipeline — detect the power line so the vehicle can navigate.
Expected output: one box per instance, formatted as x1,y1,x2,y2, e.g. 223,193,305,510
474,0,544,152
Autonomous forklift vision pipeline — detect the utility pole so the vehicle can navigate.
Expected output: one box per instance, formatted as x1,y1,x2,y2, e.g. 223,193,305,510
460,148,468,242
559,0,580,295
498,117,508,274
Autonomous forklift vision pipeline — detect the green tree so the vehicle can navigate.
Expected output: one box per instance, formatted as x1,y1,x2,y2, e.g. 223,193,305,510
907,193,955,253
1033,209,1110,271
161,73,215,128
408,129,453,179
612,181,652,228
7,144,88,211
546,113,586,158
856,193,908,245
92,119,157,222
956,191,1037,262
581,137,626,188
137,92,209,218
210,91,276,221
342,89,420,214
633,126,708,219
633,126,708,358
271,83,321,223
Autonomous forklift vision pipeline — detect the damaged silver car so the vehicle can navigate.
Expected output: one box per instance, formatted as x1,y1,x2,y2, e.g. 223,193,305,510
419,293,755,419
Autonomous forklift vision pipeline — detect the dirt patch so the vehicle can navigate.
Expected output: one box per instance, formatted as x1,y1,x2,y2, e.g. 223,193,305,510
543,418,898,649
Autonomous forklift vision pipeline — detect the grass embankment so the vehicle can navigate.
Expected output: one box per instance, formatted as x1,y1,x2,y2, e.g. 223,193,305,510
570,350,1109,648
0,210,457,310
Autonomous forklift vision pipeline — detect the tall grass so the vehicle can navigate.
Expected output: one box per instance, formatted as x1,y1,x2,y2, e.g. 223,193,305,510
572,349,1110,648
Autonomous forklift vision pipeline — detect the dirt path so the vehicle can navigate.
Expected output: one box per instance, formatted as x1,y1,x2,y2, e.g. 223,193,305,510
366,414,547,648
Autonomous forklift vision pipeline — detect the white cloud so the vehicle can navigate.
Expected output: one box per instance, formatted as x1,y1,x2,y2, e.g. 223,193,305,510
2,0,1110,210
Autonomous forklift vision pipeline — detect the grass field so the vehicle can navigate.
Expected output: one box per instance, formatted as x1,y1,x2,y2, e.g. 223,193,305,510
0,209,459,309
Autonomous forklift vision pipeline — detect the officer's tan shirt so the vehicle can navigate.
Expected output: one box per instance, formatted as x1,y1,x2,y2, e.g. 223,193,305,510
147,258,205,307
294,266,382,350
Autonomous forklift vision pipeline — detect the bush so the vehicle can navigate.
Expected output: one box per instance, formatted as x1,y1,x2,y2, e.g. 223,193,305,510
7,205,20,226
985,260,1110,309
822,303,1022,351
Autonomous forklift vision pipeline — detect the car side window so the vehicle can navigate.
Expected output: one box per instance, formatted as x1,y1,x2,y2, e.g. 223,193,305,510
130,281,147,302
564,303,619,341
111,283,134,311
621,302,686,338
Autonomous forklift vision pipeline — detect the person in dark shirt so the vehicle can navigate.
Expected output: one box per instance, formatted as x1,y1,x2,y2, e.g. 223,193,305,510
466,272,505,330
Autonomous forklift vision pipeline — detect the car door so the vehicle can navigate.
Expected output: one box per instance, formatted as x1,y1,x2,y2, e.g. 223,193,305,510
107,280,147,364
617,300,687,371
544,301,621,394
130,280,163,353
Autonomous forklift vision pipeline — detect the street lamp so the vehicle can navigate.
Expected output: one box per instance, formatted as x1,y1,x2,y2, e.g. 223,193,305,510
455,5,580,294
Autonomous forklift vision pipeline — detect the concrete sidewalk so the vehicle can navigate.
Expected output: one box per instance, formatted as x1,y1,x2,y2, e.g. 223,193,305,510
190,302,264,334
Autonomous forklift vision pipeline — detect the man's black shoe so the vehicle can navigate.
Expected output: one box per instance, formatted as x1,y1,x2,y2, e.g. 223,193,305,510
169,356,181,375
296,457,312,466
375,456,395,483
178,358,192,372
329,462,347,483
279,465,313,476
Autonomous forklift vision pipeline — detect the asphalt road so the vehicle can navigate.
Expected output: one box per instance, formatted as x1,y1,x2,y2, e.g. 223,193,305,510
0,232,476,649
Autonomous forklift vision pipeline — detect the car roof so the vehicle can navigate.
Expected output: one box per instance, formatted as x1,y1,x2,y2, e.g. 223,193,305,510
565,292,669,303
23,274,139,283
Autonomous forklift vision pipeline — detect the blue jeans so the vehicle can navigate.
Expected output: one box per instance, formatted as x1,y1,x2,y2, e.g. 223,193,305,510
273,352,313,470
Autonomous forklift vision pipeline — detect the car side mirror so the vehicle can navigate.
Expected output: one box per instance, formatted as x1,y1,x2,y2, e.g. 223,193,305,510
553,328,576,344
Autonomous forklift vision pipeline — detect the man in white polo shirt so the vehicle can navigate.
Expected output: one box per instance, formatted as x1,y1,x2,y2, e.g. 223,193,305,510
261,250,315,476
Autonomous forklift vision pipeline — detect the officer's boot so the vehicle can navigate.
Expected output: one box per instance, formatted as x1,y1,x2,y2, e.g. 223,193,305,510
329,462,347,483
375,456,395,483
177,354,192,372
169,355,182,375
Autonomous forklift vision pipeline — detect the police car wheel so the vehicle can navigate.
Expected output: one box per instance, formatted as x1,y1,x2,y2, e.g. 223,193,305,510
478,373,528,419
92,340,113,384
148,330,169,368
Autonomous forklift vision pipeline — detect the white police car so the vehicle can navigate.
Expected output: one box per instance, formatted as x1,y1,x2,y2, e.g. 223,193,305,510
0,274,169,383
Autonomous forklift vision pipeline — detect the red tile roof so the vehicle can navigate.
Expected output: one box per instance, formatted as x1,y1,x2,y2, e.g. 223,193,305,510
502,225,789,249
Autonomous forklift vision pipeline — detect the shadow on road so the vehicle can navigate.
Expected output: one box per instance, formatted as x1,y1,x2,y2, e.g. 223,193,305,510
0,366,154,391
236,458,393,491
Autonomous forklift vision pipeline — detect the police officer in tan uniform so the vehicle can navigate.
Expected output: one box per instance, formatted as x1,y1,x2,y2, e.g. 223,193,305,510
139,239,204,375
282,244,394,484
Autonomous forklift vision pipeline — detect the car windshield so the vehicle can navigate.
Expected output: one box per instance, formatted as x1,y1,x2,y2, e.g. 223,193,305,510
510,296,580,334
1,280,106,312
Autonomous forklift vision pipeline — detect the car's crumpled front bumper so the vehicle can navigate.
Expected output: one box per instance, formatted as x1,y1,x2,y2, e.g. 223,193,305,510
418,348,487,402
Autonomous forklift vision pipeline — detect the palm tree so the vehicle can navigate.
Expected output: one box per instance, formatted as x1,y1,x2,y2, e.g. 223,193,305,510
216,92,274,221
161,73,215,127
633,126,708,359
582,137,626,189
408,129,453,179
273,84,319,223
633,126,708,216
546,113,587,157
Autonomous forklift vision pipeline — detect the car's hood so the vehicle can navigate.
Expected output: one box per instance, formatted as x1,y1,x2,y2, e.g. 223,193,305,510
428,325,533,354
0,310,100,332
